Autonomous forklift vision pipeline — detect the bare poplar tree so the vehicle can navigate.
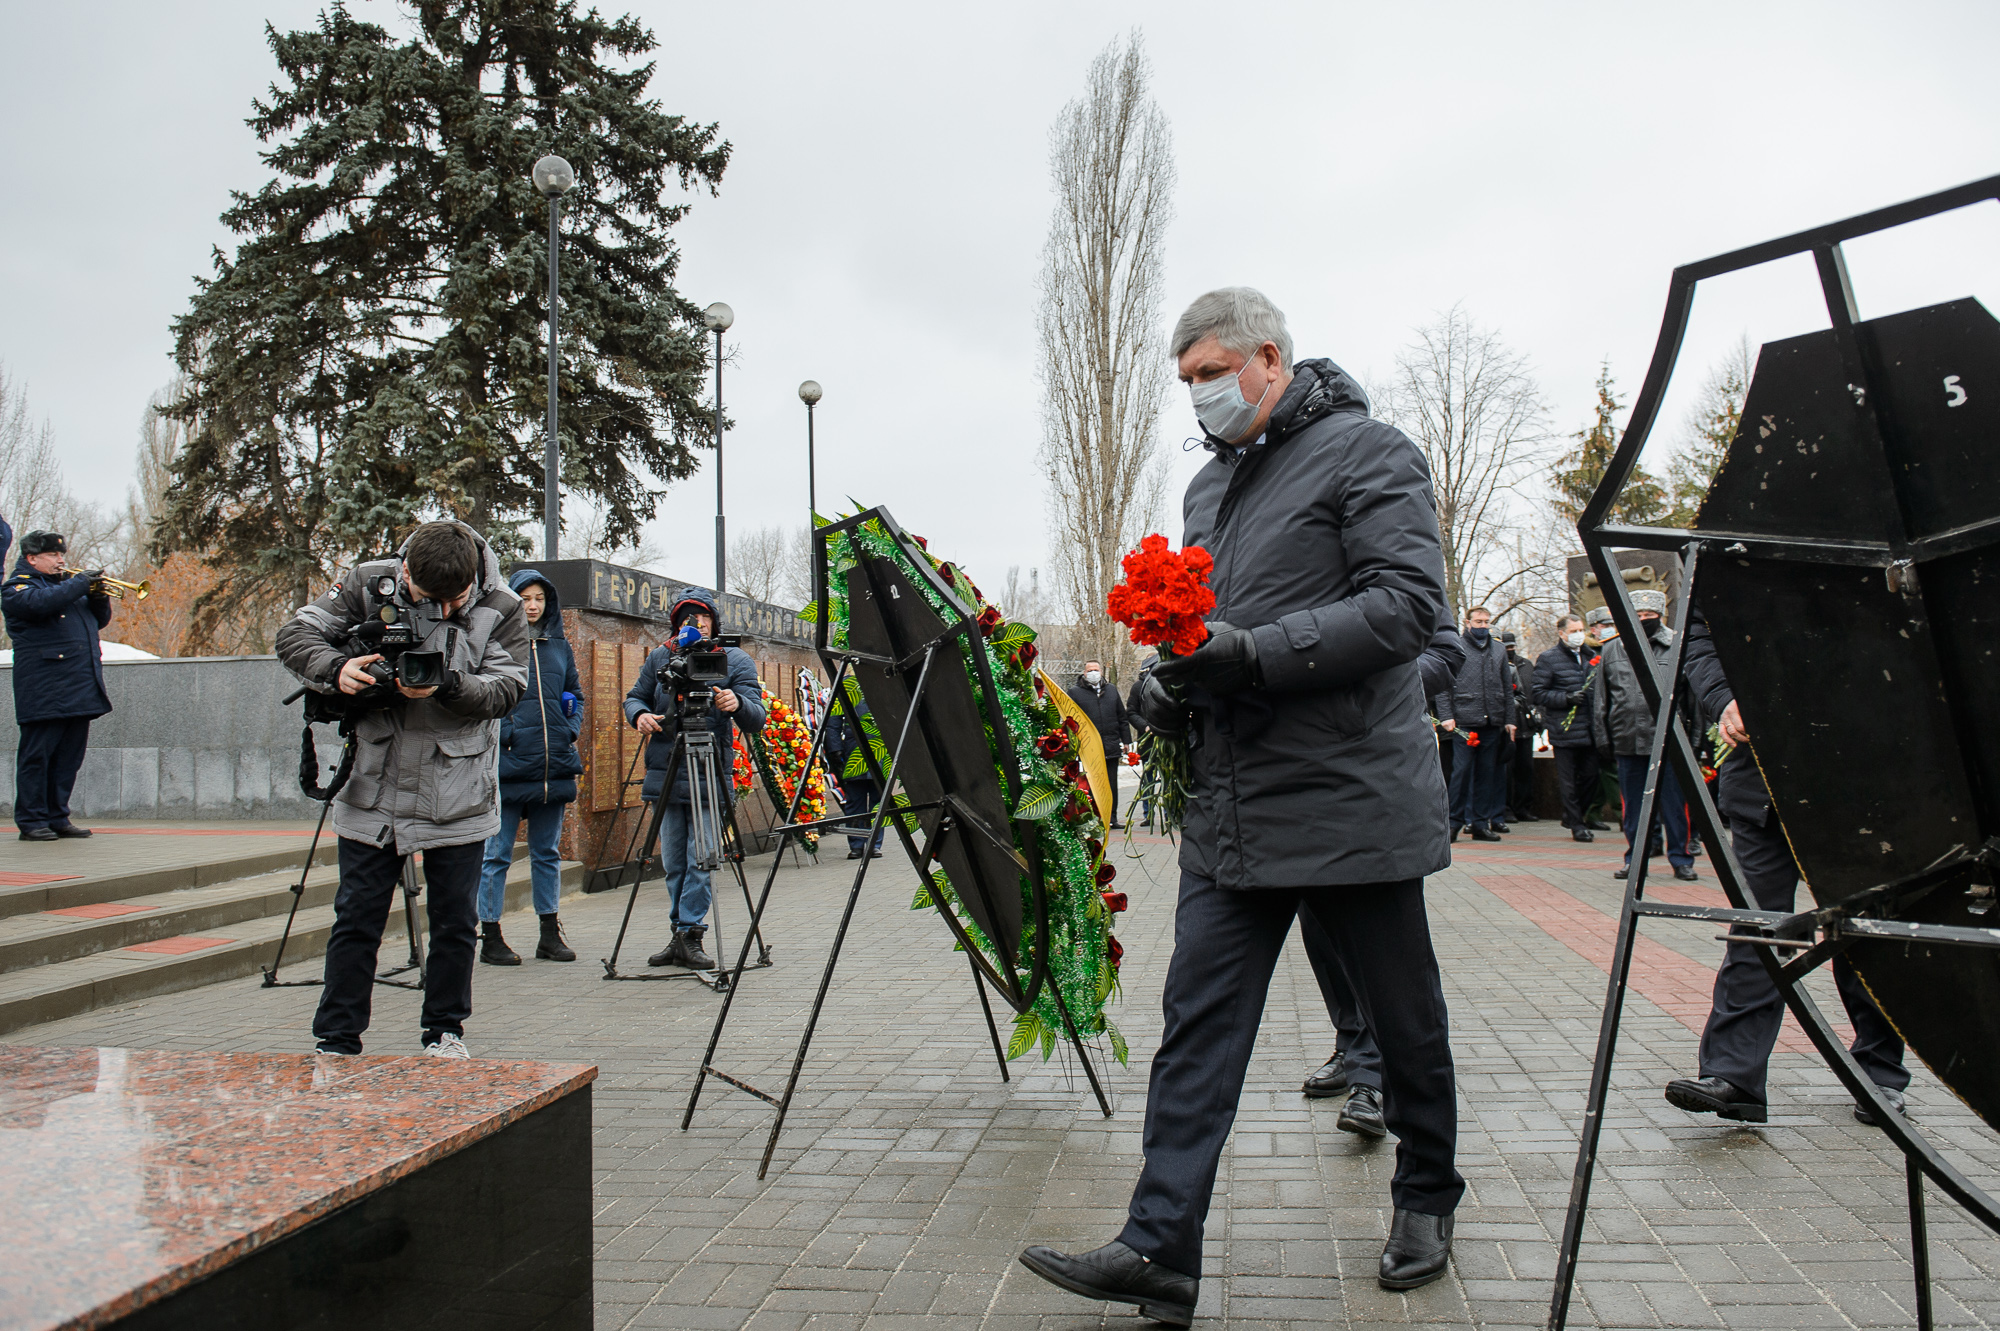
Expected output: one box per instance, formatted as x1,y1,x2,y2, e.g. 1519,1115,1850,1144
1036,32,1175,682
1377,306,1549,619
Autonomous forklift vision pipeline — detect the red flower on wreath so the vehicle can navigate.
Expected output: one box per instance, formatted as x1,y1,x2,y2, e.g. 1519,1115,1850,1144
1107,935,1124,970
1037,729,1069,759
1106,534,1216,657
1094,862,1117,886
1102,891,1128,914
976,605,1002,637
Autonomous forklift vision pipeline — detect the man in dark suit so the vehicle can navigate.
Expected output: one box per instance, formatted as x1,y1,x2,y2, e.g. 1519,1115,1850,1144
1065,660,1129,828
3,532,112,841
1019,288,1460,1326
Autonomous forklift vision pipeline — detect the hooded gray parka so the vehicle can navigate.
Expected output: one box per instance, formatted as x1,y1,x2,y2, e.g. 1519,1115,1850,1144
1181,359,1451,888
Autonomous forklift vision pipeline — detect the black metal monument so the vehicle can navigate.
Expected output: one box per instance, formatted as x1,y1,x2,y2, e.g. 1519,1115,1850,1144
1550,175,2000,1331
682,508,1113,1179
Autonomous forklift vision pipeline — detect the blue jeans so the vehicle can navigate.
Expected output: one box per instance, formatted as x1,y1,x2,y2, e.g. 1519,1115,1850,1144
477,799,566,922
1446,726,1506,830
841,777,884,854
1615,753,1693,870
658,799,714,930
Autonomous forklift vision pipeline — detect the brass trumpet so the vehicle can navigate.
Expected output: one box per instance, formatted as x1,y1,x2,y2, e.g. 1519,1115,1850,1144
62,570,151,600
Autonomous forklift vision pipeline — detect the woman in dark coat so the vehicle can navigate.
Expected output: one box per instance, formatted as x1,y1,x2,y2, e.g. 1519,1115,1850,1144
477,569,583,964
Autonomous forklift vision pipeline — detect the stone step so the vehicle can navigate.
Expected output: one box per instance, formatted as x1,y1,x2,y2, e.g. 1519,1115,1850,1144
0,856,583,1035
0,840,340,919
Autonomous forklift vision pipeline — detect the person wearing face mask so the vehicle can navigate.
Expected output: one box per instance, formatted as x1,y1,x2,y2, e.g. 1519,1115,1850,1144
1064,660,1130,828
1590,589,1697,882
1020,288,1462,1321
1533,613,1605,842
1430,606,1516,842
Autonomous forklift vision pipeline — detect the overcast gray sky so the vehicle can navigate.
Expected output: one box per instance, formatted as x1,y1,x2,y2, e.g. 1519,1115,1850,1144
4,0,1998,590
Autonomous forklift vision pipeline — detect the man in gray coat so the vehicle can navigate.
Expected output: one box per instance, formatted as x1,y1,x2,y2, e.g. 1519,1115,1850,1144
1590,588,1696,882
1019,289,1461,1325
276,521,529,1058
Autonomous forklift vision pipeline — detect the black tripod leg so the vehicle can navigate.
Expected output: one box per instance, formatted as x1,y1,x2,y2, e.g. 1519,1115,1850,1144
1908,1154,1934,1331
722,802,771,965
970,959,1009,1083
604,788,675,978
1047,981,1112,1118
264,794,336,985
684,845,790,1130
405,858,426,984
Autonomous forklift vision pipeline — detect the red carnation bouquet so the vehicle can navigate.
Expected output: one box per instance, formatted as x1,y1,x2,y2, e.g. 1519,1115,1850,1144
1106,534,1216,837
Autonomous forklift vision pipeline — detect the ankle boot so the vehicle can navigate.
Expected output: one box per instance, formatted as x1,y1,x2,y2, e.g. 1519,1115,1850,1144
479,921,521,966
679,927,716,969
536,913,576,962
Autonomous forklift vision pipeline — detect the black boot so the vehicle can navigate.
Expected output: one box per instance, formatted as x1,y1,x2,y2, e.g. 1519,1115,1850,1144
1378,1209,1453,1289
676,927,715,969
479,921,521,966
536,913,576,962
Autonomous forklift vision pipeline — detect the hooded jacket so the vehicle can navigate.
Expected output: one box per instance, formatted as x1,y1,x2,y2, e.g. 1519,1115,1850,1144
1180,358,1450,888
498,569,584,806
622,588,767,803
275,524,529,854
3,557,113,724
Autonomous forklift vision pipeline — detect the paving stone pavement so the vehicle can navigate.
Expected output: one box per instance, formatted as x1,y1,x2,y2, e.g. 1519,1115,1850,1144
8,819,1997,1328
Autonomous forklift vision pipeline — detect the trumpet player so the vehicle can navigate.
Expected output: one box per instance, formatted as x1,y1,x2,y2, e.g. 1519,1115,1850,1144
3,531,111,841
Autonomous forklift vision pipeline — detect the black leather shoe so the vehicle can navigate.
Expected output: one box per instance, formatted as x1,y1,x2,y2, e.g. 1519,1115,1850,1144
1515,811,1543,822
1613,867,1629,879
1470,828,1502,843
1337,1085,1388,1138
1854,1086,1907,1126
1303,1056,1348,1098
51,823,92,838
1664,1075,1768,1123
1673,865,1699,881
1378,1209,1453,1290
1585,819,1610,830
1018,1241,1197,1327
1492,822,1511,833
18,827,58,842
1572,828,1594,843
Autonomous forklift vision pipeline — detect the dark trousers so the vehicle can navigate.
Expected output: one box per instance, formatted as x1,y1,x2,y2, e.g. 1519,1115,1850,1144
1447,726,1505,830
1119,872,1462,1275
841,777,883,854
1101,743,1121,825
313,837,482,1055
1698,812,1908,1103
1552,745,1600,829
1507,729,1539,816
15,717,90,831
1296,903,1383,1091
1615,753,1693,870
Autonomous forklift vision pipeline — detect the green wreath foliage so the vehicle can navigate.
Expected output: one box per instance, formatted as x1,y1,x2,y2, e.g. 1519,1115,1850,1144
821,515,1128,1064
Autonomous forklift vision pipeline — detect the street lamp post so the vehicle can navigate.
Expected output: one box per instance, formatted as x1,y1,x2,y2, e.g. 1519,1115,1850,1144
532,154,575,562
798,380,822,521
704,301,734,593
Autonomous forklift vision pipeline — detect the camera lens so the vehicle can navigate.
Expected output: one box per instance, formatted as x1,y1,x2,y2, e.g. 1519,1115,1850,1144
398,650,446,690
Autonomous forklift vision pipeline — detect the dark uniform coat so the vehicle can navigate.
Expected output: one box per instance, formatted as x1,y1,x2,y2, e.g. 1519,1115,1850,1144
1591,627,1677,759
1532,642,1597,748
1179,358,1450,888
1064,675,1129,757
3,560,113,724
1431,633,1516,729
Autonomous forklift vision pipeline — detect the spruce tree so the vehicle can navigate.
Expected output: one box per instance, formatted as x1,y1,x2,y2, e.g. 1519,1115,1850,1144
1663,344,1752,528
161,0,729,614
1550,364,1665,530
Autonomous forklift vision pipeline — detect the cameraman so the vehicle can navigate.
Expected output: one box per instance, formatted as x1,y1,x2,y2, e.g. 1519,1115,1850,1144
625,589,765,970
276,521,528,1059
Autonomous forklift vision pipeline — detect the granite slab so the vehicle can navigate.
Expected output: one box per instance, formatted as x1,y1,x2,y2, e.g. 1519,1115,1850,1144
0,1045,596,1331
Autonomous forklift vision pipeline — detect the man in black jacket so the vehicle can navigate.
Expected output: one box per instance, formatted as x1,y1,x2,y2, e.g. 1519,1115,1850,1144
1065,661,1129,828
3,531,111,841
1501,632,1542,823
1664,609,1909,1125
1433,605,1516,841
1533,613,1602,842
1019,288,1461,1325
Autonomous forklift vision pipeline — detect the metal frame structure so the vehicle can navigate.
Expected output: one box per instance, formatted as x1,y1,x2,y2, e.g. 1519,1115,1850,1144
1550,175,2000,1331
682,507,1112,1180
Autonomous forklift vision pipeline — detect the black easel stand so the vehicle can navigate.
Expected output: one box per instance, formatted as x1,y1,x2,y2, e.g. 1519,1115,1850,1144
597,720,772,990
683,646,1113,1181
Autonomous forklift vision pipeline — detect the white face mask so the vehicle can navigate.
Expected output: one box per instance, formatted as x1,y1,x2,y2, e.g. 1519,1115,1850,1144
1083,670,1102,686
1189,356,1274,443
1565,631,1586,649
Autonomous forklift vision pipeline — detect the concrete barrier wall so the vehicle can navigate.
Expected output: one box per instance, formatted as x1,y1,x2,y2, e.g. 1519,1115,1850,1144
0,656,342,821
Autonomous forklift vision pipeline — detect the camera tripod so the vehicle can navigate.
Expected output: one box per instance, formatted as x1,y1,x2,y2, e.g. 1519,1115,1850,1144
597,695,773,990
262,700,427,992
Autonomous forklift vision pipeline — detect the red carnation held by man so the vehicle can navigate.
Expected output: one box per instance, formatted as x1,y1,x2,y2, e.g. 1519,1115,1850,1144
1105,534,1216,657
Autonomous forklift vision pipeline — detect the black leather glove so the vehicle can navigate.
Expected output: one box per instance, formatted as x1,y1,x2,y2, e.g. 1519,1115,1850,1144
1566,689,1588,708
1150,622,1262,696
1131,669,1187,738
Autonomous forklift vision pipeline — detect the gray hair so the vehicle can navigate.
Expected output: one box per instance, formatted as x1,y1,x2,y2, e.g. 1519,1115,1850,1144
1171,287,1293,366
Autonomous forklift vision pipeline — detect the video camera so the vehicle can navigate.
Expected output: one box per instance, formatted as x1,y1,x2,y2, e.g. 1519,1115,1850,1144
664,624,739,701
341,569,451,705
